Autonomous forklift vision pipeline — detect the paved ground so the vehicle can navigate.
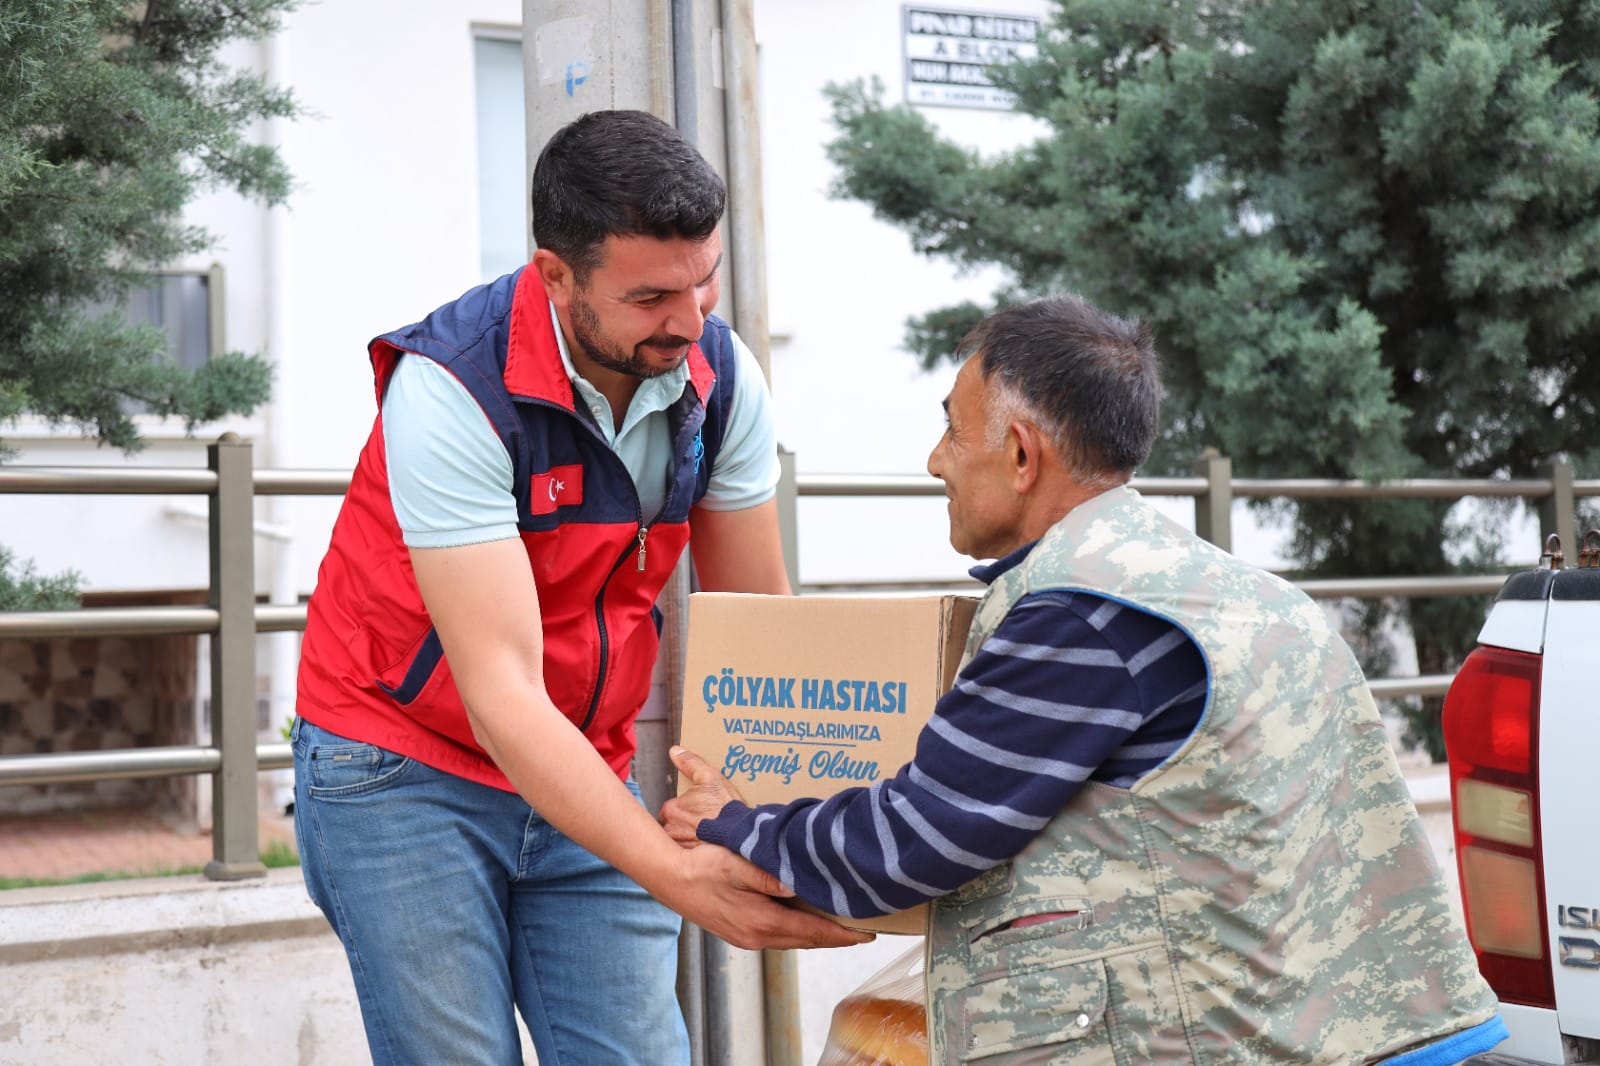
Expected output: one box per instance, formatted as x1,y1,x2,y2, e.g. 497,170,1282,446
1,763,1460,1065
0,807,298,882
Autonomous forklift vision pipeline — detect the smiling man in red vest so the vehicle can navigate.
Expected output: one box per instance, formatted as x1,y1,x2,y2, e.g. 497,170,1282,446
292,109,867,1066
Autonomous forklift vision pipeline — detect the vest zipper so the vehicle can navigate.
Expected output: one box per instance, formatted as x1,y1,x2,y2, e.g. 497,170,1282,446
579,536,633,732
636,526,648,572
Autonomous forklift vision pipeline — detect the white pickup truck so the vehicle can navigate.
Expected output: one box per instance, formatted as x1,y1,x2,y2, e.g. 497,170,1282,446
1444,531,1600,1065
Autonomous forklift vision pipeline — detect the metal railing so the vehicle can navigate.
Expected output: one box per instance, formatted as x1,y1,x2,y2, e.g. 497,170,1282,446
784,454,1598,704
3,442,1597,876
0,439,347,879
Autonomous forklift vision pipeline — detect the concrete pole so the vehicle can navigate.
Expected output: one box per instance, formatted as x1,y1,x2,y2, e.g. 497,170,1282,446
720,0,768,378
667,3,779,1063
714,8,804,1065
669,0,734,327
521,1,660,126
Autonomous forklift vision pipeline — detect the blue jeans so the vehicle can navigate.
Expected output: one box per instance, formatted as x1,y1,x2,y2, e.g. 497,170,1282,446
292,718,690,1066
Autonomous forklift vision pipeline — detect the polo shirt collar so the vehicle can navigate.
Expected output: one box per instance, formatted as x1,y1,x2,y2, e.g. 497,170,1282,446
550,301,689,436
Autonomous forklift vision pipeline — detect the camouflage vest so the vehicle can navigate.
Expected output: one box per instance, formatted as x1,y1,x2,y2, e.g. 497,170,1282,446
926,487,1495,1064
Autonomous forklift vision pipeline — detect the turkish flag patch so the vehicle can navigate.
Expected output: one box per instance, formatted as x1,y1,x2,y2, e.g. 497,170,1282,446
529,464,584,515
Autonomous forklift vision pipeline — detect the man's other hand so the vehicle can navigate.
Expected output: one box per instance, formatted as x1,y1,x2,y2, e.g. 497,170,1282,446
666,843,874,950
656,745,871,948
660,745,743,847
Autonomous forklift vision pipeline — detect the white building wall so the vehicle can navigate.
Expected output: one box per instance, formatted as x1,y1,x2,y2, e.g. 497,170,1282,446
756,0,1053,588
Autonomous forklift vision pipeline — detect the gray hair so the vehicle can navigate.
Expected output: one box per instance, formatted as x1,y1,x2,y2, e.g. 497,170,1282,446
962,294,1159,487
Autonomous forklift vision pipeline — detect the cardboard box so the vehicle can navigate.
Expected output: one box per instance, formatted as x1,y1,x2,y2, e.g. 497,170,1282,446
677,592,977,935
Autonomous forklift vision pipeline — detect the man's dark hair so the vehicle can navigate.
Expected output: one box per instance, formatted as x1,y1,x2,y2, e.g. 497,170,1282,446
960,294,1160,480
531,109,726,282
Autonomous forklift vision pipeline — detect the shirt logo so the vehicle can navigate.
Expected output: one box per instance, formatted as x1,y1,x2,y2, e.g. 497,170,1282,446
530,464,584,515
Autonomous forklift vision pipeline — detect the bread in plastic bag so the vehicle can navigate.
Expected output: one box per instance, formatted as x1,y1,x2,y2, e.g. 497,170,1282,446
817,940,928,1066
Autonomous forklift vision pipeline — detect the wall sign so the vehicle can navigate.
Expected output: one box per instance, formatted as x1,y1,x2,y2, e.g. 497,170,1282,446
903,6,1041,111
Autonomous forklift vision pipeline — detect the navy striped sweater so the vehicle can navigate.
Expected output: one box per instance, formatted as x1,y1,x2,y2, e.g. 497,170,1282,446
696,544,1210,919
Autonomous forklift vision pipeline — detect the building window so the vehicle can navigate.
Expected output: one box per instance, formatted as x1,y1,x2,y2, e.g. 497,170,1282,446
474,33,528,282
87,264,224,373
80,265,224,416
120,268,224,370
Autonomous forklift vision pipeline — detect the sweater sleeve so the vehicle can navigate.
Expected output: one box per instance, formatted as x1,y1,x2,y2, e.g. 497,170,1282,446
695,591,1208,919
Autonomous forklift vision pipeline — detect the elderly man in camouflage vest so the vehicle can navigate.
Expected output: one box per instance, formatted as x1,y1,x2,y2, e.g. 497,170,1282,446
663,294,1506,1063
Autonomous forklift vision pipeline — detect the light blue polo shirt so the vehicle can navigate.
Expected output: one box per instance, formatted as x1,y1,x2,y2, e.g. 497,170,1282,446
382,309,779,548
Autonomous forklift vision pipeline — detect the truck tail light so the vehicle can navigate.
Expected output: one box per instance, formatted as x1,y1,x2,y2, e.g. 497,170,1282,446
1442,644,1553,1008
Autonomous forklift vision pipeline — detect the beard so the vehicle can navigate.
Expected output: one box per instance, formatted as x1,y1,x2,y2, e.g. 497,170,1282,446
570,288,694,380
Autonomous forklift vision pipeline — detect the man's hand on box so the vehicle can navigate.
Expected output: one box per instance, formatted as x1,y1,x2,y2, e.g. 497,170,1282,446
660,745,744,848
662,844,874,951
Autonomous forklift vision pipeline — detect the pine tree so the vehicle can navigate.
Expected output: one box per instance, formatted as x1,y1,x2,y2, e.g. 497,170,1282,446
0,0,297,606
827,0,1600,757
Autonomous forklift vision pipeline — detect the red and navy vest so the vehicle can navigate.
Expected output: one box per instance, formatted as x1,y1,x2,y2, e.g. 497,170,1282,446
296,266,736,789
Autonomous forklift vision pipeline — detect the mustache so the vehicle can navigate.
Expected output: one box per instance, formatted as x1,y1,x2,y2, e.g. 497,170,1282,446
640,334,695,350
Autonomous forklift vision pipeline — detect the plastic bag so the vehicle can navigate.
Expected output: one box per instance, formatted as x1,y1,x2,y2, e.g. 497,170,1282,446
817,940,929,1066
